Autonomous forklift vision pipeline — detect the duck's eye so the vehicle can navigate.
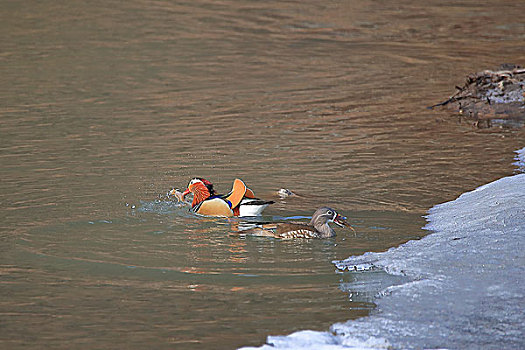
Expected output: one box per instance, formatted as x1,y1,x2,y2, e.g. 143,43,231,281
327,210,333,215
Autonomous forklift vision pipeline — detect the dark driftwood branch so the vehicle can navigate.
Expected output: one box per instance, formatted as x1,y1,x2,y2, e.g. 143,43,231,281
428,67,525,110
427,90,464,109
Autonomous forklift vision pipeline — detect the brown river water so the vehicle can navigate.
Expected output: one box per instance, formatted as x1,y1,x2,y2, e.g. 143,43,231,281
1,0,524,349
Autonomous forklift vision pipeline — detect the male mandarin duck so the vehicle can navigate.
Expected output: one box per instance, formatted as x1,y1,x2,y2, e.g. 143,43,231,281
237,207,355,239
170,178,274,217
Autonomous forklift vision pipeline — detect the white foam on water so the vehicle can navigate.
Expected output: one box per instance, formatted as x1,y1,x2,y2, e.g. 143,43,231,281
241,153,525,349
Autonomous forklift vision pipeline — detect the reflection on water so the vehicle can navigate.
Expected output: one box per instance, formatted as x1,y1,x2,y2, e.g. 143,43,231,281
1,0,524,349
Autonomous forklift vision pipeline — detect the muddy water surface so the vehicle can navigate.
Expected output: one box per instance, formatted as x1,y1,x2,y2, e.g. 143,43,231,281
1,0,524,349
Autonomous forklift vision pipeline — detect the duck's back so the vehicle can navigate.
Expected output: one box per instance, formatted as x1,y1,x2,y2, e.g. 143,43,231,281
275,223,320,239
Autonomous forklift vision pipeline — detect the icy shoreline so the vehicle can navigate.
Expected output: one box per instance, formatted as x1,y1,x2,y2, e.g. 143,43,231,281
242,163,525,349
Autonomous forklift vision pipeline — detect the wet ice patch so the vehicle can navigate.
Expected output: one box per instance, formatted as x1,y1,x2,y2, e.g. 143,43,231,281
338,269,409,304
240,330,389,350
514,146,525,173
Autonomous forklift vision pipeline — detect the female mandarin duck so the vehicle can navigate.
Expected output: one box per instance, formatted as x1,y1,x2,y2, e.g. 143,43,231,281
238,207,355,239
170,178,274,217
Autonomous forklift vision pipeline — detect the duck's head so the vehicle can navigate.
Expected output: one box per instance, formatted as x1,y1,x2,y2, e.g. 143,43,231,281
170,178,216,205
309,207,355,236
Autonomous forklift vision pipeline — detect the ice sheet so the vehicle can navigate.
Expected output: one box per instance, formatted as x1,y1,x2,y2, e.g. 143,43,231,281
241,171,525,349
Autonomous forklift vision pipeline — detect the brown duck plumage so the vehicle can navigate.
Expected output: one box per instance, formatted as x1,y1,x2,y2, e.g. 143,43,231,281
240,207,354,239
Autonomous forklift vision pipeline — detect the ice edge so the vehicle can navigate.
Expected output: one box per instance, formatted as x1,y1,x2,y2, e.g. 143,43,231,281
240,160,525,349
